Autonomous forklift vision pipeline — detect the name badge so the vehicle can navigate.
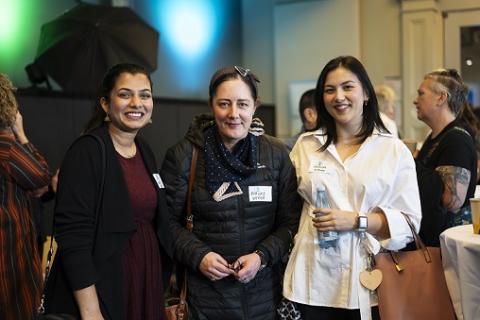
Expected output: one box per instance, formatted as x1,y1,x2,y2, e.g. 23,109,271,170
308,160,327,173
152,173,165,189
248,186,272,202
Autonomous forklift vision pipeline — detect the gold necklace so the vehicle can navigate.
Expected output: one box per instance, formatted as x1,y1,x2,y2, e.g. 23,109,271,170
112,140,136,158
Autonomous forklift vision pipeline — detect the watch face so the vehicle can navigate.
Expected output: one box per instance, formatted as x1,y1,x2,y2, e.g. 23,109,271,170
358,216,368,230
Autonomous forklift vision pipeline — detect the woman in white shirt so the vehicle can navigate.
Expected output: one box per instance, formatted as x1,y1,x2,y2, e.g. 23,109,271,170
283,56,421,320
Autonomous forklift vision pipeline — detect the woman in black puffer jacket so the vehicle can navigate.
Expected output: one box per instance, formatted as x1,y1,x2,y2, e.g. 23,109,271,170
161,66,302,320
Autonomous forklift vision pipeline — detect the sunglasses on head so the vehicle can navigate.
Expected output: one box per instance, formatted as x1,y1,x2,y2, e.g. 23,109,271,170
234,66,260,83
234,66,250,77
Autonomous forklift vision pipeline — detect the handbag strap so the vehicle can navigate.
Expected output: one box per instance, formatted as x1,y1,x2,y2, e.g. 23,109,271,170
38,133,107,314
178,144,198,303
402,213,432,263
186,145,198,232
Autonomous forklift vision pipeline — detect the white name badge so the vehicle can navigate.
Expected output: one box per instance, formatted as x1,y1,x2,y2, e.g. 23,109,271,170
308,160,327,173
248,186,272,202
152,173,165,189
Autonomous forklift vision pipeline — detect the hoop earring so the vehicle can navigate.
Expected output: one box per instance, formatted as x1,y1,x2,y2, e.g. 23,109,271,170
104,114,111,122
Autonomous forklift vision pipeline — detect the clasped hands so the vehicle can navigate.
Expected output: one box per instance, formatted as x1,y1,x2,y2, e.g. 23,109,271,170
199,251,261,284
313,207,358,231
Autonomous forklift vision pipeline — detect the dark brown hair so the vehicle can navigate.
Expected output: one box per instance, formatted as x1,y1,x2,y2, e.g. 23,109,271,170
315,56,388,150
84,63,152,132
208,66,260,105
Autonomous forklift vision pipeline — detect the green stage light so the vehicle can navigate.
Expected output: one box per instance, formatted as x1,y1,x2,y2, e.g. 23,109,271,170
0,1,21,43
0,0,36,64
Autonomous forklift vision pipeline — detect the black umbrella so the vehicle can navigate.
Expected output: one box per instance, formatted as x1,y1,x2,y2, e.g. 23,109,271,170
34,3,159,94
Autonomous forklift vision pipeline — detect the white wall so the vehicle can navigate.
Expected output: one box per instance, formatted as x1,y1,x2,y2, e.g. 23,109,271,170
439,0,480,12
242,0,400,137
360,0,401,86
273,0,360,137
241,0,278,104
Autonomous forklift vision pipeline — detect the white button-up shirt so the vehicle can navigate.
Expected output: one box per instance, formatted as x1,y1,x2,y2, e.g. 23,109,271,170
283,129,421,319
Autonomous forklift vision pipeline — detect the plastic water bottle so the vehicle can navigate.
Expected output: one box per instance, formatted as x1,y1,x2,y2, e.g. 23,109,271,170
315,187,339,249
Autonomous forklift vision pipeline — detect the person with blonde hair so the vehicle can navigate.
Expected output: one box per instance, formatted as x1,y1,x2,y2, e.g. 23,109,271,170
415,68,477,246
0,73,50,319
374,84,398,137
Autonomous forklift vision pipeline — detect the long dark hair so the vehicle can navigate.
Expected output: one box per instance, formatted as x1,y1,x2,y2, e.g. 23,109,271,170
315,56,387,150
84,63,152,132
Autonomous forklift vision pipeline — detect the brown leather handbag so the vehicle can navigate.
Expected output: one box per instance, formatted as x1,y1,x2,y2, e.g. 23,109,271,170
165,145,198,320
374,214,456,320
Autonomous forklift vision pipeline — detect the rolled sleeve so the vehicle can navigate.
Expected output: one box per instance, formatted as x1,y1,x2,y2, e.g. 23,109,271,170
377,146,422,251
378,207,418,250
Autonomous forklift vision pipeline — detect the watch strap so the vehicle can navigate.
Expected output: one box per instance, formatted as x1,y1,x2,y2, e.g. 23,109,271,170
254,249,267,270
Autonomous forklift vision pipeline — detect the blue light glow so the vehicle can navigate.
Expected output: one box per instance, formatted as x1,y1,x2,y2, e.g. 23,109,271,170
159,0,218,61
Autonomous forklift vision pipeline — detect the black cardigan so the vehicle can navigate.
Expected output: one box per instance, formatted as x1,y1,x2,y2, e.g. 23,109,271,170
45,125,173,319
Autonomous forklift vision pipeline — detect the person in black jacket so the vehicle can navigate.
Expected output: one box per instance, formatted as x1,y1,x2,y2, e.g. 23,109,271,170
45,63,173,319
161,66,302,320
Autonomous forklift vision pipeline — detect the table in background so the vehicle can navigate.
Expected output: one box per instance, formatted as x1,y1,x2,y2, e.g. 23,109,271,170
440,225,480,320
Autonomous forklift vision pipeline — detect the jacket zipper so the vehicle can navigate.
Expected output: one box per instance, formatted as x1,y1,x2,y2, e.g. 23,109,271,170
237,190,249,319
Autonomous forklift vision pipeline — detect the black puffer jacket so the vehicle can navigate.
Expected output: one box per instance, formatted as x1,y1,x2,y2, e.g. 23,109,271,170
161,115,301,320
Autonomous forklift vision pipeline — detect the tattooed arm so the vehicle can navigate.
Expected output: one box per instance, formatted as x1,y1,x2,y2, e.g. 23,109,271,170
435,165,471,212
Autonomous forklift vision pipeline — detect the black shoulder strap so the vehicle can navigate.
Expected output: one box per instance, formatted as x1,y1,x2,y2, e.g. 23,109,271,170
450,126,473,141
423,125,473,164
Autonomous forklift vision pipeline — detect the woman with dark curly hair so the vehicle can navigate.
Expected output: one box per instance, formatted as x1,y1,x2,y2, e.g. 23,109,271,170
0,73,50,319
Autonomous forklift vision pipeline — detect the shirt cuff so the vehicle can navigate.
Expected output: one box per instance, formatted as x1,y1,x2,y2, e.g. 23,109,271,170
377,206,416,251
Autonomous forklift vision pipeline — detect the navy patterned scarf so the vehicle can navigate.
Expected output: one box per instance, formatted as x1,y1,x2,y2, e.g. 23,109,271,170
204,125,257,201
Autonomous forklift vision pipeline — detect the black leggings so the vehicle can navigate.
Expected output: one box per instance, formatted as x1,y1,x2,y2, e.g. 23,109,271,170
297,304,380,320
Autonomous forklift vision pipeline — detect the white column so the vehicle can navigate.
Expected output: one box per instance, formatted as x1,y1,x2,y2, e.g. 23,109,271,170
401,0,444,141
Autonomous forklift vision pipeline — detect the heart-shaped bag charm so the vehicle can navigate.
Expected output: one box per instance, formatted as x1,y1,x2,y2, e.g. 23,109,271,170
359,269,383,290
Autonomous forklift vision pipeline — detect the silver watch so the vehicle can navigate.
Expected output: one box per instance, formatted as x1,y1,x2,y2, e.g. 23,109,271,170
357,215,368,232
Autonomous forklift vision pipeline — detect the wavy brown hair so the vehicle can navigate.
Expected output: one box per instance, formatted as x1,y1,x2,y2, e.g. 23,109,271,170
0,73,18,129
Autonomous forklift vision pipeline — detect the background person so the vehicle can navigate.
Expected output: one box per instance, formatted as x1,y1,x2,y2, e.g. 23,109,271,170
161,65,301,319
284,88,319,150
283,56,421,320
414,68,477,246
31,168,59,255
45,63,173,320
457,102,480,183
0,73,50,320
374,84,399,137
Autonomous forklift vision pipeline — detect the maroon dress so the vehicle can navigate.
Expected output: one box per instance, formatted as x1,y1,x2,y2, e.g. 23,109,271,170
117,149,165,320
